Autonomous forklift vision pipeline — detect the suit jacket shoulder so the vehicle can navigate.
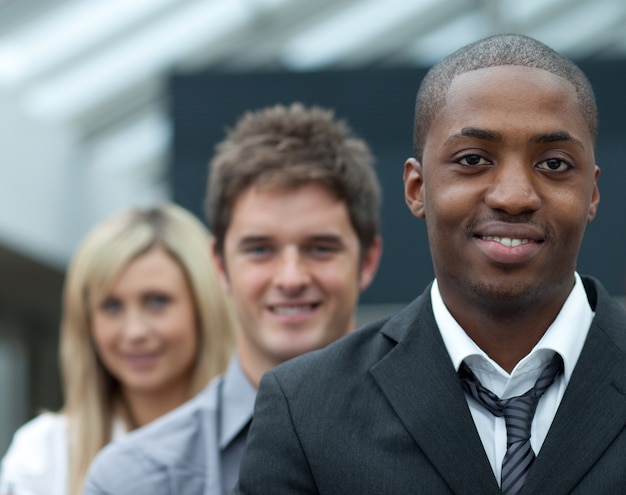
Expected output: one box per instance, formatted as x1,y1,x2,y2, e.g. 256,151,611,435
523,275,626,494
580,274,626,350
83,377,221,495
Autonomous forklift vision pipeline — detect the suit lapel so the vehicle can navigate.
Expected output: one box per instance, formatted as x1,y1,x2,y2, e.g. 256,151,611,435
523,282,626,495
370,294,501,495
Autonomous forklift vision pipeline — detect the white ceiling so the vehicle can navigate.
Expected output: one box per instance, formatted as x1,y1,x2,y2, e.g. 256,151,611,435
2,0,626,134
0,0,625,261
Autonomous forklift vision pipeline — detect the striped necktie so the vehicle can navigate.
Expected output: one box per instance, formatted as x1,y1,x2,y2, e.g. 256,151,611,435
459,353,563,494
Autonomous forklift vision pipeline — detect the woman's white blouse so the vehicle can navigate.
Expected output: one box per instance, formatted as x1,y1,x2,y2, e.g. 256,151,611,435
0,413,126,495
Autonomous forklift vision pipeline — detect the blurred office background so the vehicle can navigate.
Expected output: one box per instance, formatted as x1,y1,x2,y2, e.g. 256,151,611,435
1,0,626,454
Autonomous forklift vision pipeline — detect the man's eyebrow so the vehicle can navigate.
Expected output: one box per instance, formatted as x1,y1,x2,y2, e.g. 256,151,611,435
237,234,344,247
531,131,586,149
444,128,587,150
445,127,503,145
238,235,270,247
307,234,343,242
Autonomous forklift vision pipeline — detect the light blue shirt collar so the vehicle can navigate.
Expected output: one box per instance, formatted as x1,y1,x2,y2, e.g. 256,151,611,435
219,354,257,449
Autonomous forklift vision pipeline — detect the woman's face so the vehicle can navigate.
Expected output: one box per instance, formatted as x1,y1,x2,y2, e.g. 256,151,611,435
91,246,198,399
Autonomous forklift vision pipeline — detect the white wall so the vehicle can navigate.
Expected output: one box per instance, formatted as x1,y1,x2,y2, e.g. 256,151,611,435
0,94,77,269
0,94,170,271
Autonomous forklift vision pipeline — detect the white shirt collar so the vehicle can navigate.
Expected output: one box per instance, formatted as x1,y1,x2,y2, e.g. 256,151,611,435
432,272,593,394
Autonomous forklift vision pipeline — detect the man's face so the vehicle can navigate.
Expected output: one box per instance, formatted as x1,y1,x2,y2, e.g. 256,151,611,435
404,65,600,314
216,183,380,375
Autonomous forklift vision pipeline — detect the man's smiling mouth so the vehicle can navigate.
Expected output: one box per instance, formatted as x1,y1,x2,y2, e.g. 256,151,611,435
480,236,535,247
270,304,319,315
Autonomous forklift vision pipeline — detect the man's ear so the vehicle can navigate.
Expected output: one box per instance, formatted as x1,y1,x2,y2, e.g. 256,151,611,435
404,158,426,218
359,235,383,292
211,238,231,293
587,165,601,222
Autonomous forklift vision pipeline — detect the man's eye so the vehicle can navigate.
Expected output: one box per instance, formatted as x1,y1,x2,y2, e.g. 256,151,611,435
246,245,270,256
457,154,489,166
309,244,339,257
537,158,571,172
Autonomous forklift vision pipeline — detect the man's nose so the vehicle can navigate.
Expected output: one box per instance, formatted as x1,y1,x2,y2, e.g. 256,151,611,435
484,161,541,215
274,248,311,292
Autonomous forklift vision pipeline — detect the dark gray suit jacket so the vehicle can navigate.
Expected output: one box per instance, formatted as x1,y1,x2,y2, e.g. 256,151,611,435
235,276,626,494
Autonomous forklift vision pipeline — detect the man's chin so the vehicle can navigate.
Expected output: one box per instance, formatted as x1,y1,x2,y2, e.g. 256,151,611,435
271,340,322,364
468,279,546,314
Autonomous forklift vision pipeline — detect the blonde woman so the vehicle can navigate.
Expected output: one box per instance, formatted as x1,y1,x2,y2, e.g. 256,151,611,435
0,202,236,495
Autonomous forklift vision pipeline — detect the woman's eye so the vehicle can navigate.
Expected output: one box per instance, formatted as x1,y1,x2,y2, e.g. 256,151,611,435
146,294,170,310
100,298,122,314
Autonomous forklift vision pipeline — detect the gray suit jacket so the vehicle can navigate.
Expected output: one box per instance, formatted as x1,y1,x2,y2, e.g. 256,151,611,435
236,276,626,494
84,357,255,495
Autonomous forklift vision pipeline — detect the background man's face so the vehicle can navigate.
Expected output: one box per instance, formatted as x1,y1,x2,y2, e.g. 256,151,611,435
217,183,379,369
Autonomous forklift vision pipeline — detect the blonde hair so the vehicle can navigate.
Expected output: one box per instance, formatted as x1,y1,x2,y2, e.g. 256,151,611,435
59,202,236,495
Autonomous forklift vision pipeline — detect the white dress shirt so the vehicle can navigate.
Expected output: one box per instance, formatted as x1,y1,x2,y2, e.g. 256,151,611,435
432,272,594,484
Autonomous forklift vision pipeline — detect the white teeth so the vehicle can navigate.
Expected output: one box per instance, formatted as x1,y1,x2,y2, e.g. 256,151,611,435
272,305,314,315
481,236,530,247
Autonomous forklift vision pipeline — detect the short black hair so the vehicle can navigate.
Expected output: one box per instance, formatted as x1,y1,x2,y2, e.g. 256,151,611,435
413,33,598,160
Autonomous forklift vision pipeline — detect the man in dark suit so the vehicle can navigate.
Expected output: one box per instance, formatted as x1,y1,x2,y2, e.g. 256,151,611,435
235,34,626,494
